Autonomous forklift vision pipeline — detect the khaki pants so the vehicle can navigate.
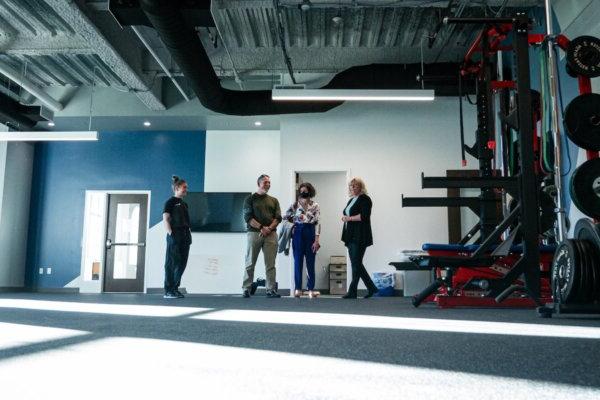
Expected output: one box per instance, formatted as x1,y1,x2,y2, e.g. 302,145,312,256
243,231,277,290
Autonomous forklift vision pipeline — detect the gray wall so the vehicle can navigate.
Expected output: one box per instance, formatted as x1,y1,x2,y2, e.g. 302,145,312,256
0,133,34,288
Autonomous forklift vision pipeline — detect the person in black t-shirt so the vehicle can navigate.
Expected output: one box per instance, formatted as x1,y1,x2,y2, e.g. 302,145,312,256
162,175,192,299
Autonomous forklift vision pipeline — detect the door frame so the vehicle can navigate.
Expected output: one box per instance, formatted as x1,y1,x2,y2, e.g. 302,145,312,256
79,190,151,294
289,169,351,294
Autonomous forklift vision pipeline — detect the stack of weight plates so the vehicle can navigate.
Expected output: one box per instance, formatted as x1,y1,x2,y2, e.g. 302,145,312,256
551,218,600,304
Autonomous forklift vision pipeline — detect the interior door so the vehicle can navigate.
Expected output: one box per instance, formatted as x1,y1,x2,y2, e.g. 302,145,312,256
103,194,148,292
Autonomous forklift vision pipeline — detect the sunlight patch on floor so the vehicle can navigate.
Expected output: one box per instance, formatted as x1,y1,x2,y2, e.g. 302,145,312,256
0,322,89,351
0,336,597,400
0,299,211,317
192,309,600,339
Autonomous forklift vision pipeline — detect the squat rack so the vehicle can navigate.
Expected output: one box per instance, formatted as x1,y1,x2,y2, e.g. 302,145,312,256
402,13,543,303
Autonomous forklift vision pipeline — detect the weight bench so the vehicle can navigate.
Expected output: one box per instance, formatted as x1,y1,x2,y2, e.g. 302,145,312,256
409,243,556,308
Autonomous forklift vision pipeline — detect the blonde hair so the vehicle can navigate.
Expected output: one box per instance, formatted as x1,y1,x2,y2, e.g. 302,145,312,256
348,177,367,196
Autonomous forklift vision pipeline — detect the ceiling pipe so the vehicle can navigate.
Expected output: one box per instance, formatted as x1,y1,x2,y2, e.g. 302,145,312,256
139,0,341,115
131,26,191,102
0,60,64,113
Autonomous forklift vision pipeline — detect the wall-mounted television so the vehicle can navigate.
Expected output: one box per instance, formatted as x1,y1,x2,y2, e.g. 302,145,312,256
186,192,250,233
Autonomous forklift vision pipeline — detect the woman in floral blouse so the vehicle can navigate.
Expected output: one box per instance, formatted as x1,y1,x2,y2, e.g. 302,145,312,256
285,182,321,298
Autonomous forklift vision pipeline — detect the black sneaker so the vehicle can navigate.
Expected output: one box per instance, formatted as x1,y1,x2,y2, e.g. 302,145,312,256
242,289,251,298
163,292,177,299
174,290,185,298
266,290,281,298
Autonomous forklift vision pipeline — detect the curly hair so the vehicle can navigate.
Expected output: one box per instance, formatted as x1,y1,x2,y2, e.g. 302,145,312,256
298,182,316,198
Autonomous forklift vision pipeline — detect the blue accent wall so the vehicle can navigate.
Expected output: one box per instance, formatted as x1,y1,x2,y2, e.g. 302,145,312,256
26,131,205,289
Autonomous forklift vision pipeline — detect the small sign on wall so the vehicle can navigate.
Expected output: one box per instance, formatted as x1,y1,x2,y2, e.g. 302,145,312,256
204,257,219,275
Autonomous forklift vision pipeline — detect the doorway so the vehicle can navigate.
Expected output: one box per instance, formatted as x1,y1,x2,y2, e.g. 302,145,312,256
294,171,348,292
103,194,148,292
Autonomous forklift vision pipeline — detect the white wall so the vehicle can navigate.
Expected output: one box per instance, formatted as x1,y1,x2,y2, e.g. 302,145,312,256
0,139,34,288
279,100,477,290
144,130,284,294
296,172,348,291
143,100,477,294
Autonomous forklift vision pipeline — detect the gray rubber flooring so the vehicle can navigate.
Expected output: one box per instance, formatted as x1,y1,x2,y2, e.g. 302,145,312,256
1,292,599,399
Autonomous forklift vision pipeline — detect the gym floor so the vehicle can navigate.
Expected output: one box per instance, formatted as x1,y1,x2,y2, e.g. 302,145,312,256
1,293,599,399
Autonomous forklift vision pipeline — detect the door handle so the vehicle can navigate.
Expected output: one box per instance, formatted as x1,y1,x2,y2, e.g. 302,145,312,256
106,239,146,249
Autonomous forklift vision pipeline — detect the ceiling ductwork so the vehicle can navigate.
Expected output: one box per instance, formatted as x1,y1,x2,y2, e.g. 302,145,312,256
137,0,472,115
139,0,342,116
0,92,41,131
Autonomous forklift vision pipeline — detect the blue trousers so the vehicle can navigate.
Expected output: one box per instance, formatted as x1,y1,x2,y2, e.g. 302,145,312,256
292,223,317,290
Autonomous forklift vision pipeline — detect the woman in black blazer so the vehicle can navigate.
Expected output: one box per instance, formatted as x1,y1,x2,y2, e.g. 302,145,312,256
341,177,378,299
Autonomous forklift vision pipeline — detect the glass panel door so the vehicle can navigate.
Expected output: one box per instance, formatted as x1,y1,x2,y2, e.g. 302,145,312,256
104,194,148,292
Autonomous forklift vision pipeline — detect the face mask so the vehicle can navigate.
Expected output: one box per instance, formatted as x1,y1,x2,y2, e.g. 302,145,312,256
299,192,310,199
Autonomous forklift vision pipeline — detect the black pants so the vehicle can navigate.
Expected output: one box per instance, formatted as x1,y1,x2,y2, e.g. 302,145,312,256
347,242,377,295
164,233,191,293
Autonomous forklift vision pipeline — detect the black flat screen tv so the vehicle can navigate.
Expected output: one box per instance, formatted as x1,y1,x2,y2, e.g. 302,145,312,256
186,192,250,233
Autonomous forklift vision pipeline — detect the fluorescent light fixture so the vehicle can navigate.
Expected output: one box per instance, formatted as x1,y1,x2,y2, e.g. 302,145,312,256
254,121,262,126
272,89,435,102
143,121,151,127
47,121,55,127
0,131,98,141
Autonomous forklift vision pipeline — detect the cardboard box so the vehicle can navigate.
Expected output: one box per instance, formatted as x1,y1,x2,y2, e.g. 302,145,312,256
329,264,346,273
329,271,347,280
330,255,346,264
329,279,347,295
91,261,101,280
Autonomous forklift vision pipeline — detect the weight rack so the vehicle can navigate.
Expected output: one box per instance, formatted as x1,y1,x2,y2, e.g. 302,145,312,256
536,36,600,317
401,14,547,307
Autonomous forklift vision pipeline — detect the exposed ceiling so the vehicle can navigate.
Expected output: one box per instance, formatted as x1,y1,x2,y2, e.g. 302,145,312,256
0,0,544,129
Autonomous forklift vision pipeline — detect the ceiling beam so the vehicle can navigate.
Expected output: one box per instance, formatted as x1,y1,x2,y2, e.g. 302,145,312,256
43,0,165,111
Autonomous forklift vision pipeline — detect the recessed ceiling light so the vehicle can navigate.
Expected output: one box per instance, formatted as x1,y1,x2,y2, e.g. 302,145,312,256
299,0,311,12
254,121,262,126
48,122,55,127
143,121,151,127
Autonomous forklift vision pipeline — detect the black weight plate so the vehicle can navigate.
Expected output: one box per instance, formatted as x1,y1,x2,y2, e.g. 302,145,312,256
569,158,600,219
551,240,580,303
574,218,600,252
567,35,600,78
572,239,586,303
564,93,600,151
591,244,600,301
566,63,579,78
581,240,600,302
575,218,600,301
576,239,592,303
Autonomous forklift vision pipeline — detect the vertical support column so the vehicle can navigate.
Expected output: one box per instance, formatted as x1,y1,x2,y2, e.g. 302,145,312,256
477,31,498,241
514,13,541,298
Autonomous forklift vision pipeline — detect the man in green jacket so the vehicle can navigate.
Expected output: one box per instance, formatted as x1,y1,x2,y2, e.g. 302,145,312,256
242,174,282,298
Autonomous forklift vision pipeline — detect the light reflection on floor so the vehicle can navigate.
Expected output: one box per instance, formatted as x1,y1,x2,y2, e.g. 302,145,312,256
0,335,597,400
193,309,600,339
0,299,212,317
0,322,89,351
